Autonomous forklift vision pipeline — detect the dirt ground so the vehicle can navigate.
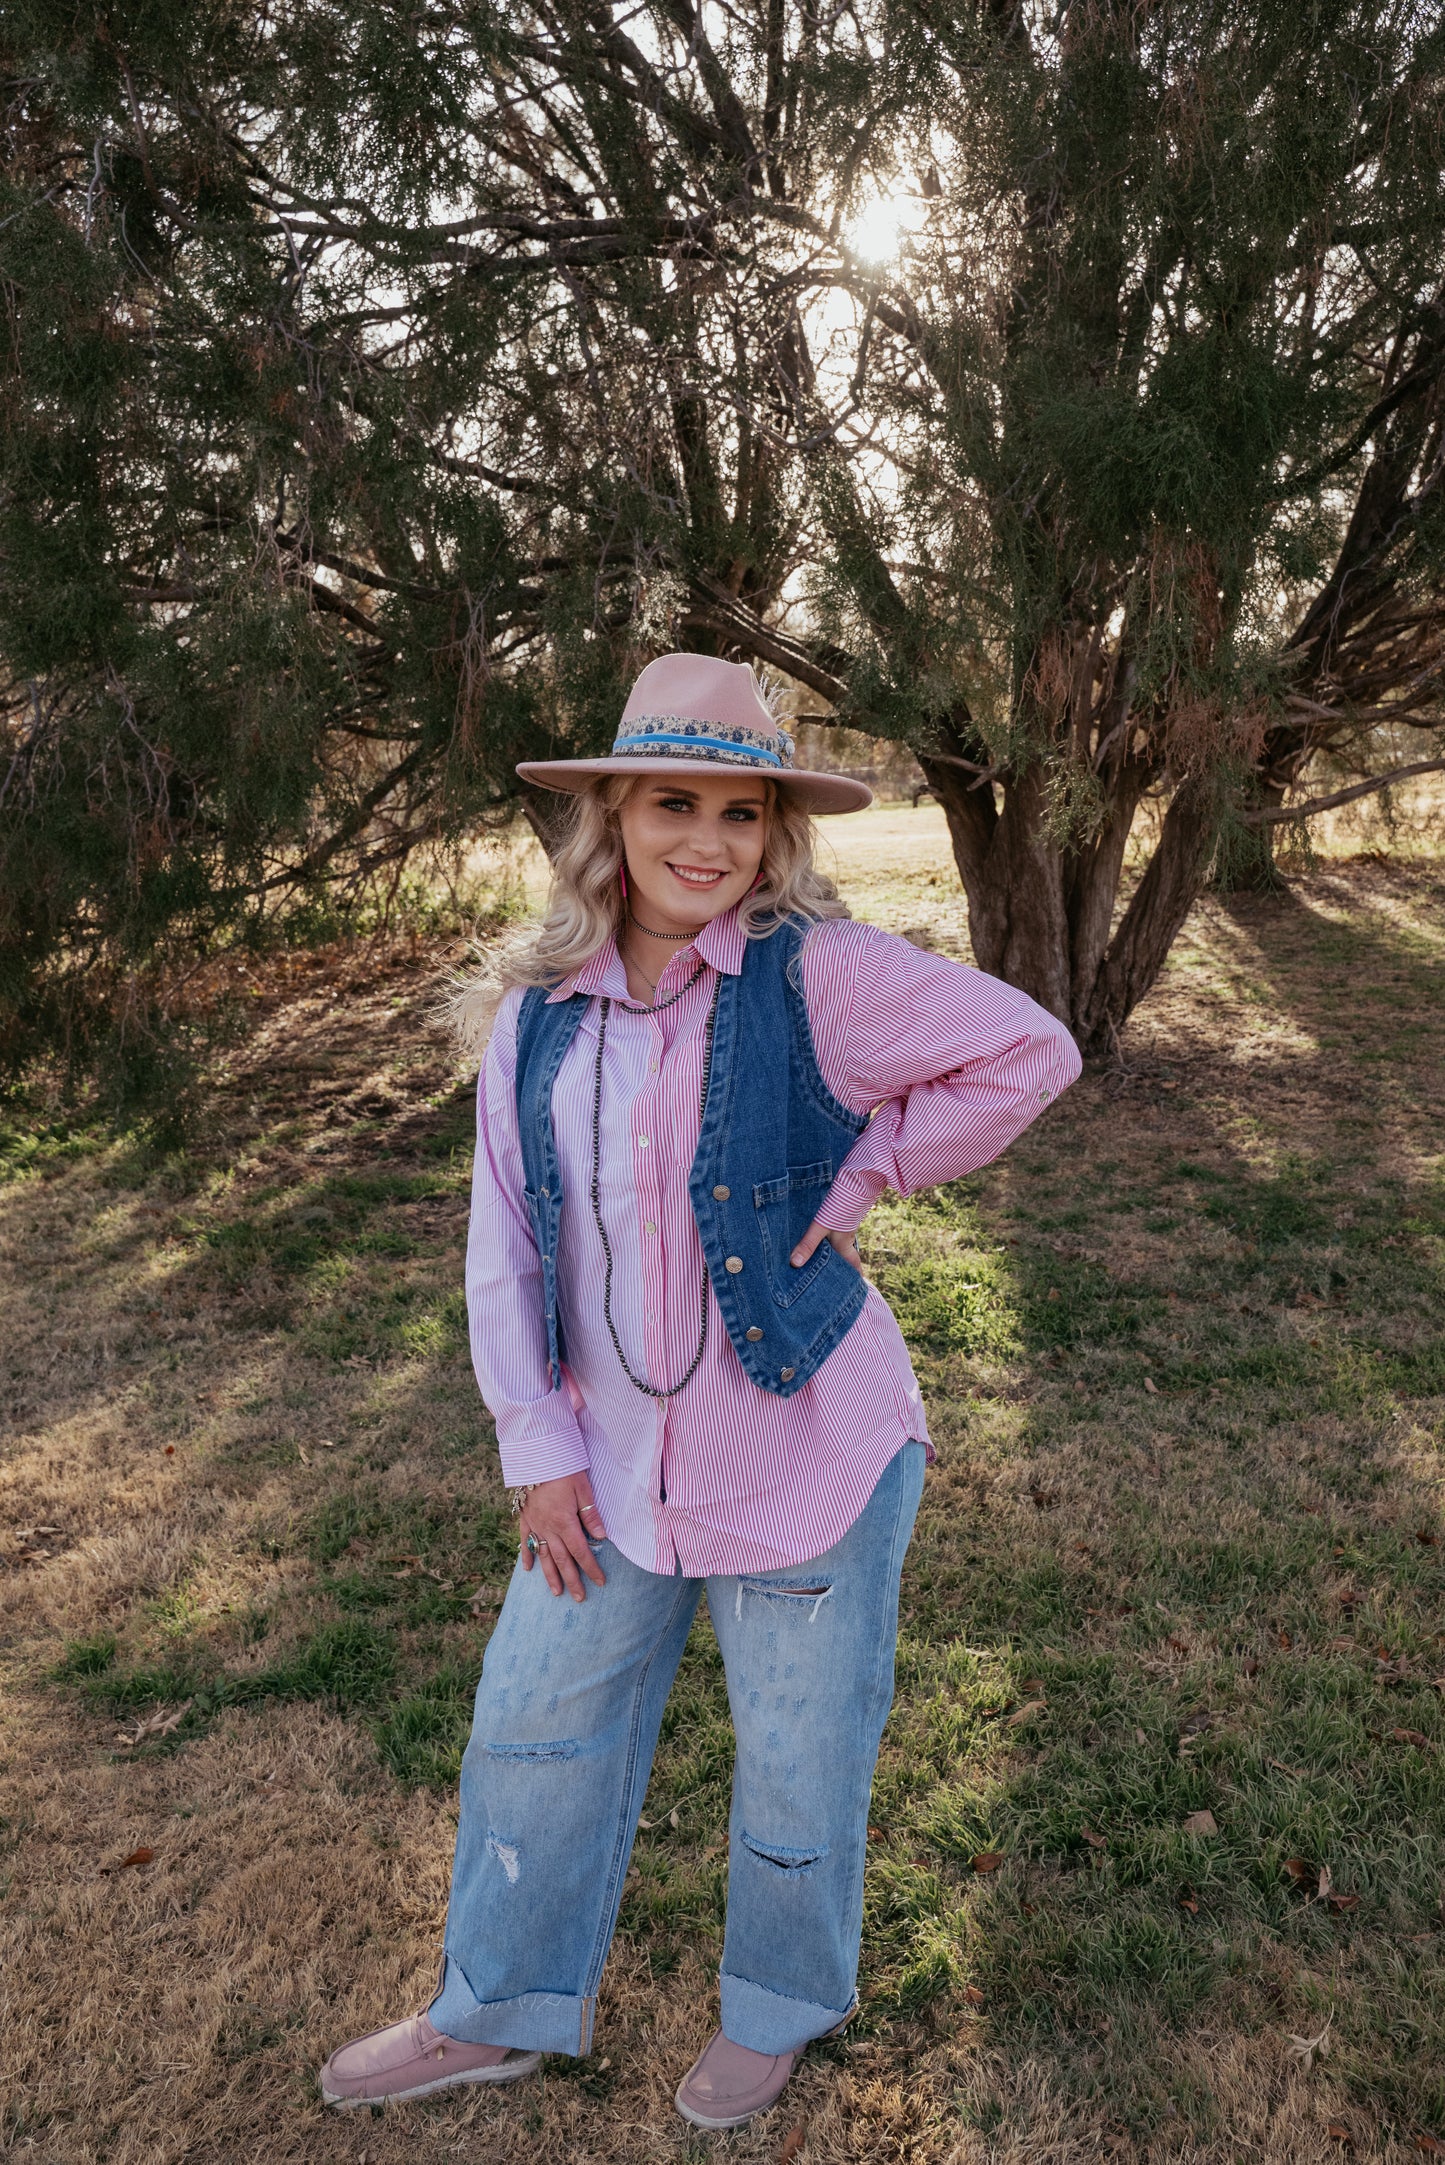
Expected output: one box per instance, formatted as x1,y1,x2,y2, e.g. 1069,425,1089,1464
2,806,1443,2163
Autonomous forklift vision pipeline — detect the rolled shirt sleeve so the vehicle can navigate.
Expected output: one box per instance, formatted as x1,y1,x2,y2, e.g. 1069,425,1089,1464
800,921,1083,1235
466,988,591,1487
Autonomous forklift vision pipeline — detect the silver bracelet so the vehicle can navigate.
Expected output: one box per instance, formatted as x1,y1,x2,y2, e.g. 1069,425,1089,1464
508,1485,532,1517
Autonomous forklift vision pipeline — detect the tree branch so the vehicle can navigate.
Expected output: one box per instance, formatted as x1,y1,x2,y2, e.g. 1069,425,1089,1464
1241,758,1445,823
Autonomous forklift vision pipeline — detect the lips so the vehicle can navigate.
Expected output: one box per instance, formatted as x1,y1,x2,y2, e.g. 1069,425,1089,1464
666,863,726,887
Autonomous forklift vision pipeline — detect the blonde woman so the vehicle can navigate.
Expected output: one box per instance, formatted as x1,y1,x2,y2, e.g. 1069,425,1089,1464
319,654,1080,2130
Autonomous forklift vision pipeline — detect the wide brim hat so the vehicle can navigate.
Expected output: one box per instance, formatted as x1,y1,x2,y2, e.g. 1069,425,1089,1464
516,653,872,815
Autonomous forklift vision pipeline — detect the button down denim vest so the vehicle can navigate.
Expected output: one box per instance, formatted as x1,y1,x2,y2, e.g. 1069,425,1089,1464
513,918,869,1398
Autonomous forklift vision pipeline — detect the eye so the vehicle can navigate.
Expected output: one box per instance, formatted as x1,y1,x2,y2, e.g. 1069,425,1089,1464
724,806,762,822
657,794,694,814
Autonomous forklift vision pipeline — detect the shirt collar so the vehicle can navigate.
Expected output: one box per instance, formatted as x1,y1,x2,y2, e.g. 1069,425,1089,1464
545,903,747,1003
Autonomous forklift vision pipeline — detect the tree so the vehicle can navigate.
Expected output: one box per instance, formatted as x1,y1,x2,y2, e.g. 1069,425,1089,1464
3,0,1445,1101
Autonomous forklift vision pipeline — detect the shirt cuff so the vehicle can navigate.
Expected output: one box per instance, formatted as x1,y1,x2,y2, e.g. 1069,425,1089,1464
496,1416,592,1489
812,1168,890,1235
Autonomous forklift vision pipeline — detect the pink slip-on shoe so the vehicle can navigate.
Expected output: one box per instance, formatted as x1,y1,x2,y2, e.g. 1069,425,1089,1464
319,2010,540,2108
674,2029,802,2130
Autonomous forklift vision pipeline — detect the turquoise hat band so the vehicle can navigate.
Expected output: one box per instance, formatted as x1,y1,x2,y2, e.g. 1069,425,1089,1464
612,728,785,769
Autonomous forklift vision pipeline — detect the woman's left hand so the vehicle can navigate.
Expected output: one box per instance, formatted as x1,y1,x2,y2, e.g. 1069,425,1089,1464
789,1221,863,1272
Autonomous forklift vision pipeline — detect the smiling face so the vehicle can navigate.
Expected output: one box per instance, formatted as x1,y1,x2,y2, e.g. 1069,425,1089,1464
616,771,770,934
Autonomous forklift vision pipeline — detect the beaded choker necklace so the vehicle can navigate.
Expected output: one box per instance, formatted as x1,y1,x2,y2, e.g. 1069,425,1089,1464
589,964,719,1399
627,911,698,943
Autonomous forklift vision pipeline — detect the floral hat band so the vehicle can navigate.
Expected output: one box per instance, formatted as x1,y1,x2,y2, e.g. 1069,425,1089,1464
514,653,872,816
611,715,797,770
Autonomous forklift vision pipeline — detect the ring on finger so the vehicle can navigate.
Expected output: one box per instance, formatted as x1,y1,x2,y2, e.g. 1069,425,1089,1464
525,1532,541,1558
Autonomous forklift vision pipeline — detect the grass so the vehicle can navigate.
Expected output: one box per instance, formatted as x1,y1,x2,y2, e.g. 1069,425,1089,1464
1,810,1444,2162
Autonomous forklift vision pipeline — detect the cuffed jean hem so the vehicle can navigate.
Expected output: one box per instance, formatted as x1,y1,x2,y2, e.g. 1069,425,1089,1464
430,1953,595,2056
718,1970,855,2055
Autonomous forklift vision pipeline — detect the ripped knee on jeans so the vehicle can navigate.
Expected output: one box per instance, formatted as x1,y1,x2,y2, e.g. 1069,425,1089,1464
732,1579,834,1622
486,1831,521,1883
740,1829,829,1877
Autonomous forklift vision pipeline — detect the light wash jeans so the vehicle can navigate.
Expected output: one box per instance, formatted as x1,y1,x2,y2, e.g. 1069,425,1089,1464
429,1441,925,2058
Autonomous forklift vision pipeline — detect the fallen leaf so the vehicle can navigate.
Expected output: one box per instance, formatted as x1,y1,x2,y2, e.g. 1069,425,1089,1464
102,1846,154,1874
1416,1531,1440,1548
1135,1727,1148,1745
1317,1863,1334,1899
297,1446,312,1467
163,1444,175,1456
1327,1892,1360,1913
1392,1728,1430,1748
1415,2136,1445,2158
1179,1708,1213,1737
867,1826,883,1841
963,1984,986,2007
1241,1657,1260,1678
318,1438,336,1450
669,1808,680,1829
1181,1809,1217,1837
1021,1677,1045,1695
1328,1636,1356,1652
777,2121,808,2164
1283,1858,1315,1888
638,1816,655,1830
971,1851,1004,1873
1338,1588,1362,1608
1081,1827,1108,1849
1177,1886,1199,1914
1143,1375,1158,1394
1268,1757,1310,1780
1326,2124,1354,2145
116,1699,193,1749
1167,1635,1191,1654
1028,1486,1058,1510
1006,1699,1046,1728
1284,2013,1333,2071
1278,1630,1293,1650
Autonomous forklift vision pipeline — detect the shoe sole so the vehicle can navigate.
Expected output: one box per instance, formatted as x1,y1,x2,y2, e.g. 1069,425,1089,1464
673,2007,856,2130
322,2050,541,2108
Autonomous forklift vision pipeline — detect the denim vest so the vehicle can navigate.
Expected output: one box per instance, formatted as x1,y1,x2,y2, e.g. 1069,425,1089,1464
513,919,869,1397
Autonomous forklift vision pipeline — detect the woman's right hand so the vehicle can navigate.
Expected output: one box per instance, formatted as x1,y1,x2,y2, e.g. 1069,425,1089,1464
517,1471,608,1601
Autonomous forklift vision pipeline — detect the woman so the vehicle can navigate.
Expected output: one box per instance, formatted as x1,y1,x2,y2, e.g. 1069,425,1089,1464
319,653,1080,2129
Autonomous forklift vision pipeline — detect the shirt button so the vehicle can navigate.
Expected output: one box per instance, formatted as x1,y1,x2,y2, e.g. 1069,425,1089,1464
779,1366,796,1382
712,1184,730,1200
644,1221,657,1235
637,1135,650,1148
745,1326,763,1342
724,1255,744,1274
649,1060,658,1073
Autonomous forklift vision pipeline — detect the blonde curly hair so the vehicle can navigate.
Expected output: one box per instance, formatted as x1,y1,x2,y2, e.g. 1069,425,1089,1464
450,774,847,1054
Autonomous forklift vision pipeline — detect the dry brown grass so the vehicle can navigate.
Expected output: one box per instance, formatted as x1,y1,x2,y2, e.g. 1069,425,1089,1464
3,815,1444,2162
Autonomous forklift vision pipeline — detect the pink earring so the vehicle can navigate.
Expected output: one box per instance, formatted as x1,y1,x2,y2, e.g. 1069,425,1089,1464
619,862,628,899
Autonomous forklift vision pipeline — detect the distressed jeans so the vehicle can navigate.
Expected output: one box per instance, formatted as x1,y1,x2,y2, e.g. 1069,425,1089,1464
429,1440,925,2058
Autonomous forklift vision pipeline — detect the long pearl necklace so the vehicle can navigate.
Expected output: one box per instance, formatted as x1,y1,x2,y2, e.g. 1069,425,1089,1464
588,963,718,1400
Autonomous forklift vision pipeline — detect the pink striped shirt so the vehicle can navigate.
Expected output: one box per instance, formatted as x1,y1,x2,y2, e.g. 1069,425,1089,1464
467,908,1080,1575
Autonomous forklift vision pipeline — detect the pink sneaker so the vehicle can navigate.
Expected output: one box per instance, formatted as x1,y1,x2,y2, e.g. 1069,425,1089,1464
674,2029,802,2130
319,2010,539,2108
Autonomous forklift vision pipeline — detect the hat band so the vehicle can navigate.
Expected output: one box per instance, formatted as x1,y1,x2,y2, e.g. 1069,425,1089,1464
611,713,794,771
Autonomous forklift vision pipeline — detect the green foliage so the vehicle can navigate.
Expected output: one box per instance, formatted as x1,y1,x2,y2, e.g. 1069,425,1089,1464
4,2,1445,1092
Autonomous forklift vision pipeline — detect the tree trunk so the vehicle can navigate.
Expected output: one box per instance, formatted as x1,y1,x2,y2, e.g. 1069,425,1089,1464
1211,777,1290,893
918,753,1073,1022
1076,776,1220,1053
922,749,1219,1056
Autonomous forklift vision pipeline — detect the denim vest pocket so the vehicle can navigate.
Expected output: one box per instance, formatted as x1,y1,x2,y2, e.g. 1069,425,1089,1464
754,1160,836,1309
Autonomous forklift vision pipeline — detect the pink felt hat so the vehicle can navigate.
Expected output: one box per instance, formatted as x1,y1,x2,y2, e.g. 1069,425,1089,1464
515,653,872,815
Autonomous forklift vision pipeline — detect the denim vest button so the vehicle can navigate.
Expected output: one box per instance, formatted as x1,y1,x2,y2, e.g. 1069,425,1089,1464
724,1255,744,1273
712,1184,731,1200
745,1326,763,1341
779,1366,796,1381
